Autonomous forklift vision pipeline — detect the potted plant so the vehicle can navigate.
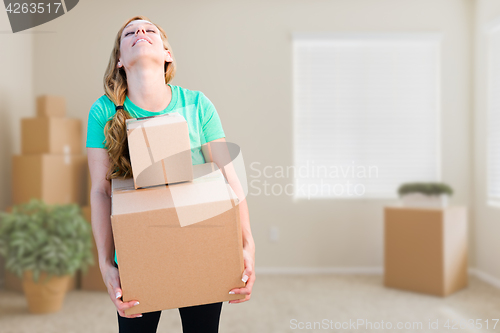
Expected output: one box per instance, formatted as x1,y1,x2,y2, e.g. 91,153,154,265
0,199,94,314
397,182,453,208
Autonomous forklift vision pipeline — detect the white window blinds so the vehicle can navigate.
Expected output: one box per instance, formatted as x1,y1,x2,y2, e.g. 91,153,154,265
487,25,500,206
292,33,441,199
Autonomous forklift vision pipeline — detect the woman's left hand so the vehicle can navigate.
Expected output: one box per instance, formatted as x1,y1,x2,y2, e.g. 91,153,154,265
228,244,255,303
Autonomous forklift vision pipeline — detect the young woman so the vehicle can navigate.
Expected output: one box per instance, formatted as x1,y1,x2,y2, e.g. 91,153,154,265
86,15,255,333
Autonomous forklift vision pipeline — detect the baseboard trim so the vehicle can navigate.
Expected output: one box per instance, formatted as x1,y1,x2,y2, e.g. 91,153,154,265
255,266,500,290
255,266,383,275
469,267,500,289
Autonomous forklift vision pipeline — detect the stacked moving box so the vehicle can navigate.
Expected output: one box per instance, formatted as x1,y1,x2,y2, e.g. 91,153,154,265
5,95,87,292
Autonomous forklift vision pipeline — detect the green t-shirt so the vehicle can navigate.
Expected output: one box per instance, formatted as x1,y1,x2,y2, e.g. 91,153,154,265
85,83,226,265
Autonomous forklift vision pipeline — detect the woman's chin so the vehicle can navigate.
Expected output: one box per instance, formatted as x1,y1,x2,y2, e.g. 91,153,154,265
128,55,165,68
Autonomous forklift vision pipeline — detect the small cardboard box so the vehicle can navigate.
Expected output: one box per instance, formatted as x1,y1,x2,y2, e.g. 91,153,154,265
12,154,87,205
21,117,82,154
79,206,107,291
36,95,65,117
384,206,468,296
111,162,245,315
126,113,193,189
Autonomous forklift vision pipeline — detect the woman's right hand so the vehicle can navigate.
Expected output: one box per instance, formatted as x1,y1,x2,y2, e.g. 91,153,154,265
102,263,142,318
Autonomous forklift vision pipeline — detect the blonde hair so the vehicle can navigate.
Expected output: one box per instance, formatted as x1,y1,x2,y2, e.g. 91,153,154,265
103,15,176,180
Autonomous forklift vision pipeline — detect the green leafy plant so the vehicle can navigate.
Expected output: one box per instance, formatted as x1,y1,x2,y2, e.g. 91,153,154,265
398,182,453,197
0,199,94,283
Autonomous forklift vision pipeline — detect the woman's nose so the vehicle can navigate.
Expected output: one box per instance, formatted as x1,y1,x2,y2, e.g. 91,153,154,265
135,26,146,35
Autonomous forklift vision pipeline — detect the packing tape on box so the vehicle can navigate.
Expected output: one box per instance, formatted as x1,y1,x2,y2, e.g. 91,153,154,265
127,125,152,175
64,152,71,165
140,125,170,184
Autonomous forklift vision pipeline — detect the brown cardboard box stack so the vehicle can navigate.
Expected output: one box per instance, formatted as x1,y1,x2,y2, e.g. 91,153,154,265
384,206,468,296
5,95,87,292
13,96,87,206
110,113,245,315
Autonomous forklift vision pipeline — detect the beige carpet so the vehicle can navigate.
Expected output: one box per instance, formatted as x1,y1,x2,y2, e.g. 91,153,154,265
0,274,499,333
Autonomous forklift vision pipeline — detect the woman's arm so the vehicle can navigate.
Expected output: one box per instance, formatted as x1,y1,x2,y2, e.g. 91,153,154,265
87,148,113,269
201,138,256,303
87,147,141,317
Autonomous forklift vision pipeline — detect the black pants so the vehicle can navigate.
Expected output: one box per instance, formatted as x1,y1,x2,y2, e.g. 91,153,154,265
114,261,223,333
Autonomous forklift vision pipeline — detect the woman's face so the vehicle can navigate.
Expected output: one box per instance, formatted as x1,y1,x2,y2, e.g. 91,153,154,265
117,20,172,71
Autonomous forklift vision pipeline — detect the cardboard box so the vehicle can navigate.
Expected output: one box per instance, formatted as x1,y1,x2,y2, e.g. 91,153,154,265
384,206,468,296
79,206,107,291
36,95,65,117
126,113,193,189
111,162,245,315
21,117,82,154
12,154,87,206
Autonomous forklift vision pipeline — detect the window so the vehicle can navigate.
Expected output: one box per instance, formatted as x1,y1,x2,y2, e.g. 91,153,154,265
292,33,441,199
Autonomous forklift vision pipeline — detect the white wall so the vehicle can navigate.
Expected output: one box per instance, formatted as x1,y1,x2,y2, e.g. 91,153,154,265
0,0,474,274
473,0,500,282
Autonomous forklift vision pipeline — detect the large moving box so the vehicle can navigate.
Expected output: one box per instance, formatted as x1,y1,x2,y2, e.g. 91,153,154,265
21,117,82,154
79,206,107,291
12,154,87,206
36,95,65,117
384,206,468,296
111,163,245,315
126,113,193,189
